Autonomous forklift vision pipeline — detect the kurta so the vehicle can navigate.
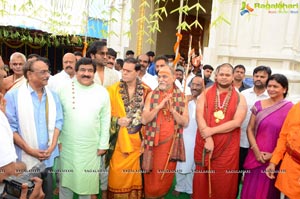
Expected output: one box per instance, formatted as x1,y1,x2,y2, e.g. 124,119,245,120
270,102,300,199
193,84,240,199
107,81,151,199
58,79,111,194
241,100,293,199
174,100,197,194
94,67,120,88
176,100,197,173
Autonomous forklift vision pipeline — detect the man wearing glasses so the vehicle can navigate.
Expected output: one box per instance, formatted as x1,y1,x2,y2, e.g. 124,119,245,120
4,57,63,199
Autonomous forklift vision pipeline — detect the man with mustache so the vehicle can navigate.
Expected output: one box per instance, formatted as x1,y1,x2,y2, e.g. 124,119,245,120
87,41,120,88
5,57,63,199
173,75,204,198
237,65,271,196
57,57,110,199
137,54,158,90
106,48,117,69
48,53,76,92
107,48,122,79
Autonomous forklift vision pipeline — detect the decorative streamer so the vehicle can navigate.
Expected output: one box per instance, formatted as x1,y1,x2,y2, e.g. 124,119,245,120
3,41,24,49
83,0,90,57
173,33,182,67
82,41,88,57
173,0,184,68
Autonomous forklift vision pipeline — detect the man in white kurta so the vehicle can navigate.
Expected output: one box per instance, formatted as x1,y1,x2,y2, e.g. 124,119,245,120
137,54,158,90
58,58,111,199
173,76,204,196
48,53,77,92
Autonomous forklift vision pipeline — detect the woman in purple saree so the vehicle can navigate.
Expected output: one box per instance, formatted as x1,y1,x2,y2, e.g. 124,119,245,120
241,74,293,199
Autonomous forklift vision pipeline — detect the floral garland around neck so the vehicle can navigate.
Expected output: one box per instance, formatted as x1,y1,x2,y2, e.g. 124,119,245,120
119,78,144,133
213,87,232,123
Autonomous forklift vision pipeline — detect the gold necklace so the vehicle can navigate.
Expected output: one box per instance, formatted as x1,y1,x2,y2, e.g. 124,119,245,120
213,88,232,123
119,79,144,133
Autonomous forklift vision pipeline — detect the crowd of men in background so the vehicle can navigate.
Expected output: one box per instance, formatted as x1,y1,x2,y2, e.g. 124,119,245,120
0,41,299,199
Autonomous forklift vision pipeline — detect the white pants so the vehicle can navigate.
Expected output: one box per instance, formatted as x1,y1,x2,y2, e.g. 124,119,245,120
174,172,194,194
100,155,109,190
281,192,289,199
59,185,91,199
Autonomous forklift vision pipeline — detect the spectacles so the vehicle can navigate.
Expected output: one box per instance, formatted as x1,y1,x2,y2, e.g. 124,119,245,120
31,70,51,75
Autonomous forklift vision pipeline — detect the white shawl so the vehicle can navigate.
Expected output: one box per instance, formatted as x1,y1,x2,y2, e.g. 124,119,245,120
8,76,26,91
17,83,56,169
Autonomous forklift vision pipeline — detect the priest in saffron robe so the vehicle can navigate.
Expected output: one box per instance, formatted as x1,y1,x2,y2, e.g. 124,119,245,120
142,64,189,199
107,58,151,199
266,102,300,199
193,63,247,199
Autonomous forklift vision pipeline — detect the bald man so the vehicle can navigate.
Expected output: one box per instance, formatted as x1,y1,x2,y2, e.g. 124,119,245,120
48,53,77,92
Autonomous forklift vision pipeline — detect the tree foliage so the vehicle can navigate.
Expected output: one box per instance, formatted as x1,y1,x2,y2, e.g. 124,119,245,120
0,0,232,46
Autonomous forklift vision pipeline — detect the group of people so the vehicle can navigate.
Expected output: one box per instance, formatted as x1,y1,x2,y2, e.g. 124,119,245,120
0,40,299,199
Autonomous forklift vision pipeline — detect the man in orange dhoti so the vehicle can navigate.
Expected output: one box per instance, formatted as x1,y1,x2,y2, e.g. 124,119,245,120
142,62,189,199
107,58,151,199
266,102,300,199
193,63,247,199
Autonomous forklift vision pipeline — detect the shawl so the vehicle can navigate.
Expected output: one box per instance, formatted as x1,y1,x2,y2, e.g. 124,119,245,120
143,84,186,171
106,81,151,168
18,83,56,169
7,76,26,92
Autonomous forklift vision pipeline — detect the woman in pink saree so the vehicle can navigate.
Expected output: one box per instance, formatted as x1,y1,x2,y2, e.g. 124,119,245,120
241,74,293,199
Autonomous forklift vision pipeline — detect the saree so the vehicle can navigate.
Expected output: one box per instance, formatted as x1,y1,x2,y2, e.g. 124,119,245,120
241,100,293,199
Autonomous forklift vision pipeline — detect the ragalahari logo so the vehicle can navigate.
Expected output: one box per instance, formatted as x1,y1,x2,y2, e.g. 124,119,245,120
240,1,254,15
